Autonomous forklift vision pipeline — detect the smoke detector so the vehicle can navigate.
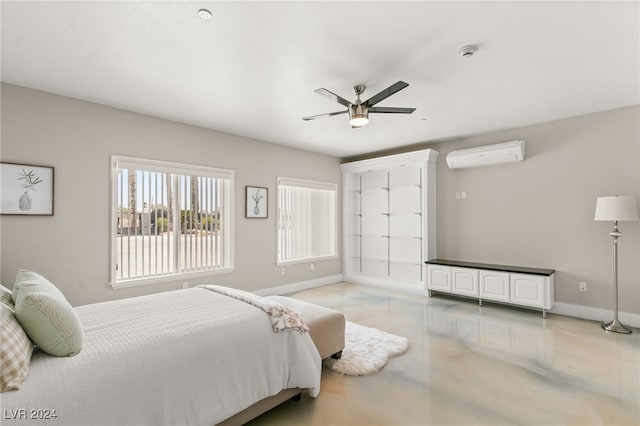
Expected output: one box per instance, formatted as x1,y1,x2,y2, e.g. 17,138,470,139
458,45,478,58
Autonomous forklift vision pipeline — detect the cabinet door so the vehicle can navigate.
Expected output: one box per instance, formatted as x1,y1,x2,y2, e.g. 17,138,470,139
510,273,545,307
479,270,510,302
427,265,451,291
451,267,479,297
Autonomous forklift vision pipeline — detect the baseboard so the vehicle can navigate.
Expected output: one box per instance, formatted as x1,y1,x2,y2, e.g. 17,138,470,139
550,302,640,328
253,274,344,296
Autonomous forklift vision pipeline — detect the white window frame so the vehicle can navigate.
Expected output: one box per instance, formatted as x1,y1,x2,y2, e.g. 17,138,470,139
109,155,234,289
277,176,338,266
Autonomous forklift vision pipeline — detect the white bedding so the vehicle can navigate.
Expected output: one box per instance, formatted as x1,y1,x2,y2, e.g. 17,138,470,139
2,287,321,425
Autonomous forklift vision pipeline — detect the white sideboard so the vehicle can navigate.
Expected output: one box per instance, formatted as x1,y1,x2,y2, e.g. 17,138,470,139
426,259,555,318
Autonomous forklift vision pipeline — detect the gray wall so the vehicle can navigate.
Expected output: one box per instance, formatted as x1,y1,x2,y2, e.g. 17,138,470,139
430,106,639,315
0,83,342,306
2,83,638,315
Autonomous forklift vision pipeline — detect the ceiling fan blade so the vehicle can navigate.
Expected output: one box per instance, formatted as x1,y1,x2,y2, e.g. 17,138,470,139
314,88,352,108
364,81,410,107
302,110,348,121
369,106,416,114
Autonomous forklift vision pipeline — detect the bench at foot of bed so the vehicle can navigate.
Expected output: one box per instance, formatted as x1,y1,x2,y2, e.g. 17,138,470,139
218,296,345,426
266,295,345,360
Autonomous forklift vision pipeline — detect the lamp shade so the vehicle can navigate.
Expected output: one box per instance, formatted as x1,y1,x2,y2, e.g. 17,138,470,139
594,195,639,221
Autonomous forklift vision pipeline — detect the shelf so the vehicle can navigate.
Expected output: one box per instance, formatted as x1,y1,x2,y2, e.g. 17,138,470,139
362,186,390,192
353,257,421,266
390,260,423,266
389,184,421,189
361,234,423,239
360,212,421,217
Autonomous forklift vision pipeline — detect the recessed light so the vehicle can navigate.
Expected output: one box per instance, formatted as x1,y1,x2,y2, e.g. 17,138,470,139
198,8,212,20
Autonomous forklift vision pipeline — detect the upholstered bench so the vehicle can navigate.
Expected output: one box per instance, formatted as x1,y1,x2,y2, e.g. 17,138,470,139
266,296,345,360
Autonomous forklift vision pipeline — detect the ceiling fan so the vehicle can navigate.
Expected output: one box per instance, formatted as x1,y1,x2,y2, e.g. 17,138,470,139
302,81,416,128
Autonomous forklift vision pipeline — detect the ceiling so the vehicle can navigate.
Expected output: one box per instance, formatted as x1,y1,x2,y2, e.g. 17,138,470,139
2,1,638,158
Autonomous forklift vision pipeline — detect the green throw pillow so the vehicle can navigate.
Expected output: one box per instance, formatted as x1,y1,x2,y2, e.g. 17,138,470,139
12,270,65,304
13,271,82,357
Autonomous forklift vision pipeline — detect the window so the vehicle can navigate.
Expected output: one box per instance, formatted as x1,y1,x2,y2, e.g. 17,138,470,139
277,177,337,265
110,156,234,288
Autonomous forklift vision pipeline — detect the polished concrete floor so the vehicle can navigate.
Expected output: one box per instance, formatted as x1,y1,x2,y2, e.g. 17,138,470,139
248,282,640,426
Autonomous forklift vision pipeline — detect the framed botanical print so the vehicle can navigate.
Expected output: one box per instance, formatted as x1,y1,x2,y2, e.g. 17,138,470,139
245,186,268,218
1,162,54,215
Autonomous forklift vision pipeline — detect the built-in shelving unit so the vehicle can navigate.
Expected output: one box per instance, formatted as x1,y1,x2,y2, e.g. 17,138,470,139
341,149,438,291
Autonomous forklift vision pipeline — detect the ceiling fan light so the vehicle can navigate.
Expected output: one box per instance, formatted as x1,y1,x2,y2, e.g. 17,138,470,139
349,104,369,127
349,117,369,127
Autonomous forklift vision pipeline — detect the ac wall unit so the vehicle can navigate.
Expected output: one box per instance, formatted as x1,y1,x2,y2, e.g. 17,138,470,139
446,140,525,169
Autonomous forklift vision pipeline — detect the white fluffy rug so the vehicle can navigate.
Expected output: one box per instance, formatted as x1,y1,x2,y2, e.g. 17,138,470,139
323,321,409,376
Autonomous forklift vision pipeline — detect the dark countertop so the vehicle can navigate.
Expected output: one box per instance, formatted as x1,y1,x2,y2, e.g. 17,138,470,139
425,259,555,276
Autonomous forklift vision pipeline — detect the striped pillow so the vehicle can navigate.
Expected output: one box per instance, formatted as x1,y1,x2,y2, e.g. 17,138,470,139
1,303,33,392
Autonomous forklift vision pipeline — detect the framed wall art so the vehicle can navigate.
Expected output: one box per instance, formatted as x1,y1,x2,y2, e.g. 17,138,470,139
1,162,54,215
245,186,267,218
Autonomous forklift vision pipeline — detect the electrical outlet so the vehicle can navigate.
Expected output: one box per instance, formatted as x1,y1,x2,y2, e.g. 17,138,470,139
182,282,189,289
579,282,587,292
310,263,315,271
281,268,286,275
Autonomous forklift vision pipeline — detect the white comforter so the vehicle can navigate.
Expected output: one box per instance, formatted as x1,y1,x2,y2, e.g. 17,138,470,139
2,288,321,425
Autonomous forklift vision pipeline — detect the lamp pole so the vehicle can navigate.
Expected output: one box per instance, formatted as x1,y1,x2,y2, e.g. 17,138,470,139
602,221,630,334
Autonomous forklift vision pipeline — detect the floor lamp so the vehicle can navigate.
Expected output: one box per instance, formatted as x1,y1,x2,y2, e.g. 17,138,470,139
594,195,639,334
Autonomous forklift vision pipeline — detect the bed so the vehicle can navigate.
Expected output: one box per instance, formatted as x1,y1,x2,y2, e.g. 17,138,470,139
1,286,323,426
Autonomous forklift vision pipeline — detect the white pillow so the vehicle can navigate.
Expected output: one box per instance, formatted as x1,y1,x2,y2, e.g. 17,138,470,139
13,271,83,357
1,303,34,392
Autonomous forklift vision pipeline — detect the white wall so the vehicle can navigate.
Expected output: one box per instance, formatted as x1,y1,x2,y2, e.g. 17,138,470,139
430,106,640,315
0,83,342,306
